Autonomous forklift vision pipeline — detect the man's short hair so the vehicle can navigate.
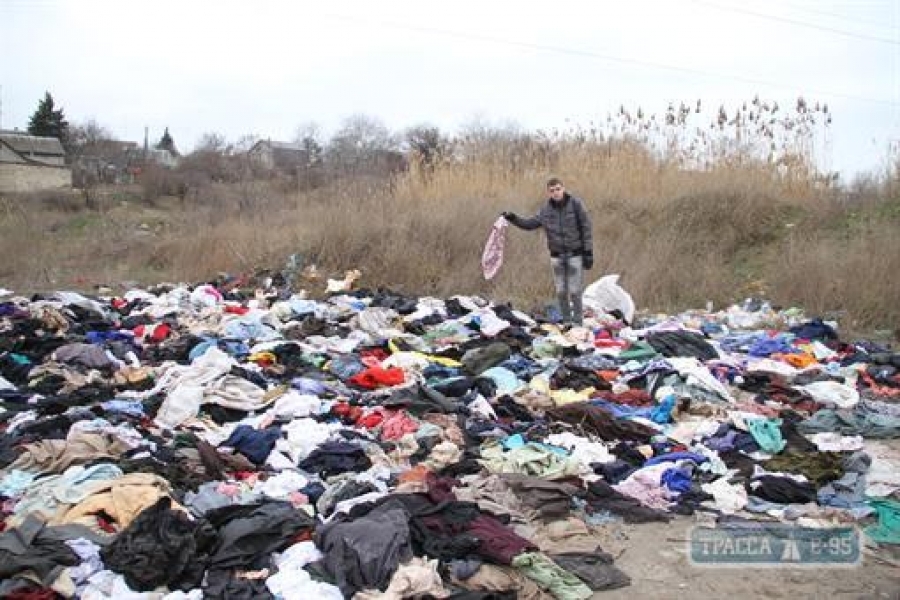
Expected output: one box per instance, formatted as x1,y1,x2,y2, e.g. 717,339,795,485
546,177,564,188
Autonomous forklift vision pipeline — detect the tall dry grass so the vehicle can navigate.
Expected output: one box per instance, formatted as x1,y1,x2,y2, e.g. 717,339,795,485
1,129,897,332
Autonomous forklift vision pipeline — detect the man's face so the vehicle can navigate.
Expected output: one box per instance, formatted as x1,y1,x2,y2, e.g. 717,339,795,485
548,184,566,201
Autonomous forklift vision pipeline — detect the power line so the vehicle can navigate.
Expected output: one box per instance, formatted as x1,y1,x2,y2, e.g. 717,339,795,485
316,12,900,108
776,0,900,31
688,0,900,46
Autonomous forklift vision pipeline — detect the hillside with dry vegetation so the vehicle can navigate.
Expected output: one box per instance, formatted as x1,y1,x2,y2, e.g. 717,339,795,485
2,99,898,332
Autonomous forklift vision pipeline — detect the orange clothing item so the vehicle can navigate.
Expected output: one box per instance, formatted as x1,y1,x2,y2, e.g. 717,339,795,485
772,352,818,369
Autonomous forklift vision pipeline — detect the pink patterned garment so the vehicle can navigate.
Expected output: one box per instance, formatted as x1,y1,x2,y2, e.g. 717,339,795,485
481,216,509,280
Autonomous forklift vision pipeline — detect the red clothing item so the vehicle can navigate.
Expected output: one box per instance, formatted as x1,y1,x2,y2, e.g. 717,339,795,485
357,412,384,429
133,322,171,343
224,304,250,315
360,348,390,362
348,366,405,389
5,591,60,600
593,389,653,407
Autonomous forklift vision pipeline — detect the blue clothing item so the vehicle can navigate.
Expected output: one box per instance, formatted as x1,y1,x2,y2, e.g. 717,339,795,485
328,355,367,381
422,364,461,380
498,355,542,379
747,418,786,454
704,429,739,452
86,331,135,345
661,468,692,495
222,317,279,342
700,321,726,336
789,318,837,341
480,366,521,395
189,339,218,361
8,353,31,365
589,399,654,420
619,359,675,382
300,481,327,503
100,399,145,417
650,394,677,424
290,377,328,396
189,337,250,361
0,470,36,496
645,452,709,467
221,425,282,465
717,332,765,353
747,336,796,357
541,304,564,324
817,473,869,511
798,405,900,439
503,433,527,450
287,298,319,317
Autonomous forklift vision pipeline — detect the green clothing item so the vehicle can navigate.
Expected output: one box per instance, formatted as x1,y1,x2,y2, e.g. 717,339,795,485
747,418,786,454
479,442,581,480
617,341,659,362
865,498,900,545
461,342,511,375
531,338,564,359
511,552,593,600
765,451,845,486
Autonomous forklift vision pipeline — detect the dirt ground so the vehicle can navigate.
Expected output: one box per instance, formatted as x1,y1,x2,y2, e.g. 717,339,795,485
592,517,900,600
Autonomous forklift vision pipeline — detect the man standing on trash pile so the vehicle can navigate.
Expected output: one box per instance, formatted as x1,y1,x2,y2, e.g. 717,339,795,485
501,177,594,326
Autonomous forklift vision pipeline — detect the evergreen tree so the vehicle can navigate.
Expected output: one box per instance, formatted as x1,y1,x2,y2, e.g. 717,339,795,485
156,127,178,155
27,92,69,140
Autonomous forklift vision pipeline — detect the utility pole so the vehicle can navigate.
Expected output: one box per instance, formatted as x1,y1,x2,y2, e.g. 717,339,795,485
0,84,4,131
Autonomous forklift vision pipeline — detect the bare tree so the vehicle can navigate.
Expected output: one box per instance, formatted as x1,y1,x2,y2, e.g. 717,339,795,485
293,122,325,189
327,114,393,176
404,124,448,176
326,114,404,179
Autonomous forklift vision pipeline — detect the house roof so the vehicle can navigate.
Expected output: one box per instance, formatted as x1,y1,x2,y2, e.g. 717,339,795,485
0,132,66,156
251,140,304,153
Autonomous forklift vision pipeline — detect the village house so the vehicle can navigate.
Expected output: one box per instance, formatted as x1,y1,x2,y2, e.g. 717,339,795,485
0,131,72,192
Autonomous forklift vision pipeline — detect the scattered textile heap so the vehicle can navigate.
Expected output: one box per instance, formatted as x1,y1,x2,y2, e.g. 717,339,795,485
1,276,898,599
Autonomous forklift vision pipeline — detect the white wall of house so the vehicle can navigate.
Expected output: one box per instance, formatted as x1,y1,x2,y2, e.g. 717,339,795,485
0,163,72,193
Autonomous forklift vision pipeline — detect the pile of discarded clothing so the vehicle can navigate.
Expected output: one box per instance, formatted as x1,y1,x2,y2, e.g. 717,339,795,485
1,276,898,599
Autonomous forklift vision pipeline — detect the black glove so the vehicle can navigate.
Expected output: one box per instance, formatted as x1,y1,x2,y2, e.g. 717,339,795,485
582,253,594,270
500,211,515,220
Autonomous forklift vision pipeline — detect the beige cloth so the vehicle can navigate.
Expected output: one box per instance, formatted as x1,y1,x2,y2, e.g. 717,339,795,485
514,389,556,412
421,414,466,446
451,564,552,600
453,473,530,523
423,441,462,470
6,431,131,474
53,472,174,530
515,517,618,555
354,557,448,599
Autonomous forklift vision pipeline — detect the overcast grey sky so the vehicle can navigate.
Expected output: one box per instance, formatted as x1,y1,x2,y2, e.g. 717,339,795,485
1,0,897,178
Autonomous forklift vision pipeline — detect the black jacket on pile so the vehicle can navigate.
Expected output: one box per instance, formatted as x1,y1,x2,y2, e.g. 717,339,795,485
506,194,593,258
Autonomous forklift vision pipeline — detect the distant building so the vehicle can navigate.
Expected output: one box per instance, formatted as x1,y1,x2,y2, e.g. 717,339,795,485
73,140,141,187
248,140,309,171
0,131,71,192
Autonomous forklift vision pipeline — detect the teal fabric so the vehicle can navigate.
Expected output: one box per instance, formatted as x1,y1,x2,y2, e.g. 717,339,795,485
865,498,900,544
747,418,786,454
